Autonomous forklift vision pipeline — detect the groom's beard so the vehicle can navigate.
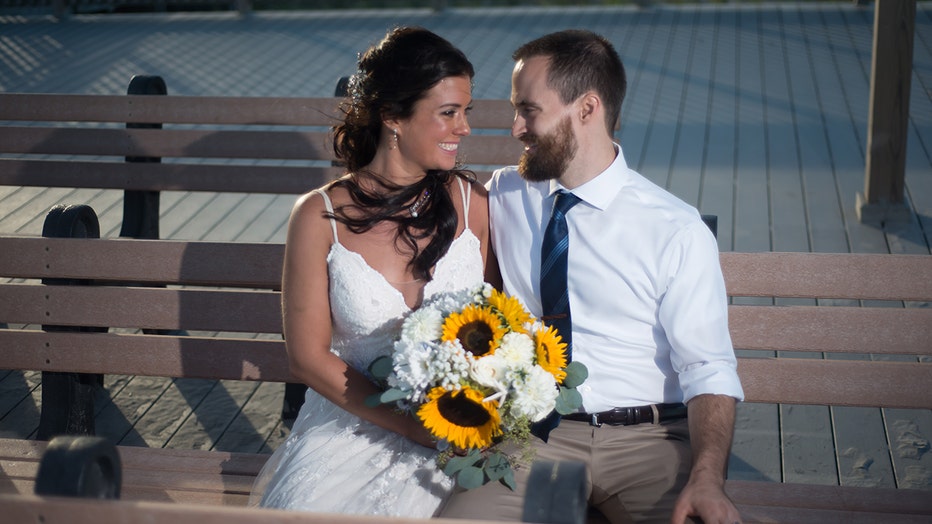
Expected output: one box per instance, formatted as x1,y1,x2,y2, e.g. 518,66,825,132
517,115,578,182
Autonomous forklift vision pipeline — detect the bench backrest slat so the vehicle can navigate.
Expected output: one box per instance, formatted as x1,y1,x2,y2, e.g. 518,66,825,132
721,252,932,301
0,237,282,288
0,330,291,382
3,330,927,409
4,128,520,168
0,159,342,194
5,127,335,161
0,284,281,334
7,239,931,300
730,305,932,355
0,94,517,128
738,358,932,409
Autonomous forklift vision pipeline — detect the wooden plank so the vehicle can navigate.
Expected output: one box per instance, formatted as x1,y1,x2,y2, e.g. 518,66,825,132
212,380,286,454
0,494,509,524
733,8,771,253
738,358,932,409
726,478,932,514
720,252,932,301
5,239,929,301
0,237,283,288
0,159,341,195
782,5,850,254
166,379,263,451
0,330,291,382
0,284,281,333
94,375,174,447
667,7,711,210
882,407,932,490
762,6,810,254
2,127,335,161
728,305,932,354
0,94,517,129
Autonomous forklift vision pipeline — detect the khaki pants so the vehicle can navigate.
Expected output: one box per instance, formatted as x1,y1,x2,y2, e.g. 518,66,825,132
438,418,692,524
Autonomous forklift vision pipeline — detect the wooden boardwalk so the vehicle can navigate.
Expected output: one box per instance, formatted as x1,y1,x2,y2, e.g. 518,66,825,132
1,2,931,491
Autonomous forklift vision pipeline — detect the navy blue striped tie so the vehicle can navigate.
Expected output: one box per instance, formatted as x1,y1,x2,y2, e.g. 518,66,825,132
532,190,581,441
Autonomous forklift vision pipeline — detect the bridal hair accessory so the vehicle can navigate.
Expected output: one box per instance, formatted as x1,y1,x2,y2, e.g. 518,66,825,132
366,283,588,490
408,189,430,218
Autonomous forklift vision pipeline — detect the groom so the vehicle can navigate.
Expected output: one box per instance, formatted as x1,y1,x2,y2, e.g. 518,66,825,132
440,30,745,523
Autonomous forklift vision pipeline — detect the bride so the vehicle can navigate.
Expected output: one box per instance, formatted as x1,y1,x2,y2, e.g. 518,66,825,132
249,27,499,517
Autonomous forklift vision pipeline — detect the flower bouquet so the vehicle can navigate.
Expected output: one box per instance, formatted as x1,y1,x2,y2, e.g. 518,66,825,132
366,283,588,490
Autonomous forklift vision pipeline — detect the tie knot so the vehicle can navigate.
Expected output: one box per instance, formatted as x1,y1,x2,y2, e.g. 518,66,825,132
552,191,581,217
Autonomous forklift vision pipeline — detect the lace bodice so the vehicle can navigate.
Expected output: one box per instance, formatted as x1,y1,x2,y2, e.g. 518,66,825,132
328,229,483,373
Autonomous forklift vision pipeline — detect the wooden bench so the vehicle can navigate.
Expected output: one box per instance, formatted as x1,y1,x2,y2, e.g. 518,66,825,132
0,76,521,430
1,226,931,522
1,81,931,522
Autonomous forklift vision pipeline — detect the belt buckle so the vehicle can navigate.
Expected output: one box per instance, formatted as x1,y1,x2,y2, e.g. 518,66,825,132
590,413,602,428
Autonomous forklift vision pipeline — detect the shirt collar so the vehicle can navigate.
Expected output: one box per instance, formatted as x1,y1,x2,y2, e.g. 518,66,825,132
545,143,630,211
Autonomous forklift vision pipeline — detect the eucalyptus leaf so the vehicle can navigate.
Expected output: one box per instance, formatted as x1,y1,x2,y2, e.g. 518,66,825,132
562,361,589,388
378,388,409,404
368,355,394,379
555,387,583,414
457,466,486,490
484,451,510,481
443,449,482,476
499,467,517,491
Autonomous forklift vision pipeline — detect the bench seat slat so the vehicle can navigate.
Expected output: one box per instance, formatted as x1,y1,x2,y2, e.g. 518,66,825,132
0,237,283,288
3,459,256,497
725,479,932,515
0,284,282,333
0,438,267,476
729,305,932,355
1,494,444,524
0,330,292,382
3,480,250,506
3,493,927,524
721,252,932,301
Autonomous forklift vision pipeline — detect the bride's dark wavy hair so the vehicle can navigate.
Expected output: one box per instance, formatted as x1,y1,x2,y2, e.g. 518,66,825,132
330,26,476,281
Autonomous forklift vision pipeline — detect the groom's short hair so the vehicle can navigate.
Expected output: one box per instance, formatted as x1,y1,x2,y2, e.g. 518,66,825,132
513,30,626,135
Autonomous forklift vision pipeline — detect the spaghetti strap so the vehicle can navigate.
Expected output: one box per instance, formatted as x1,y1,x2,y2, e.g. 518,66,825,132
314,189,339,244
456,176,471,231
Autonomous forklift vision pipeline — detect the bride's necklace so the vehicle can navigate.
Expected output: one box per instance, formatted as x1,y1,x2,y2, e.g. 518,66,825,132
408,189,431,218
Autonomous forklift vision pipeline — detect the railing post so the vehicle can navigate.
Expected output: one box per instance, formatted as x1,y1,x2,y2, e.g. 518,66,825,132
122,75,167,240
38,204,105,440
857,0,915,225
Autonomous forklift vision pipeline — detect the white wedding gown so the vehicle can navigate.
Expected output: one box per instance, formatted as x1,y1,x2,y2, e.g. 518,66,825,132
251,179,483,517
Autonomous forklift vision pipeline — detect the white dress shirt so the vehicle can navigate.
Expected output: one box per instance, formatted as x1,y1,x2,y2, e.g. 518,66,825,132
487,145,744,413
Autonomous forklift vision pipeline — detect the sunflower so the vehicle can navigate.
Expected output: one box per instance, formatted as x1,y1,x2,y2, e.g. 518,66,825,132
441,304,507,357
534,324,568,383
418,386,502,449
488,289,532,333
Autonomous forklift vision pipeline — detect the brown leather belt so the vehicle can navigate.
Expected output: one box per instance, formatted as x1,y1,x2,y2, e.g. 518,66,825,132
562,403,687,427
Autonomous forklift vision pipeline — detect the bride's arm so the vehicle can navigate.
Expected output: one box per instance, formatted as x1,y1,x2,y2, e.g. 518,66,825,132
281,191,436,448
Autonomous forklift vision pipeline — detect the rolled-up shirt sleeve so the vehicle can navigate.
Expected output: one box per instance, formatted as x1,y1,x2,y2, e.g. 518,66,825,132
659,221,745,403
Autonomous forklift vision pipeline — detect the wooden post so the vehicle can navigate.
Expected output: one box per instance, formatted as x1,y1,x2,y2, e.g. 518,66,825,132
857,0,915,224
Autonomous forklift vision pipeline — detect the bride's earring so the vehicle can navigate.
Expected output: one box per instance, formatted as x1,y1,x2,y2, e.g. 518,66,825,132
390,128,399,150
